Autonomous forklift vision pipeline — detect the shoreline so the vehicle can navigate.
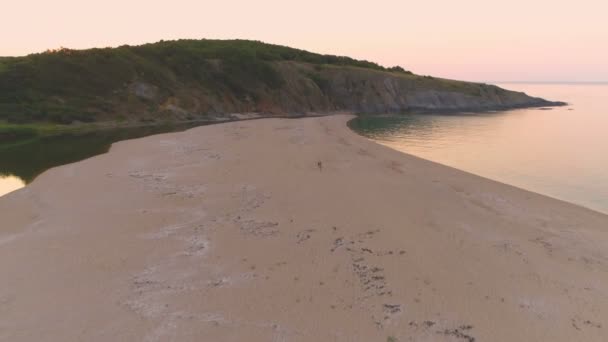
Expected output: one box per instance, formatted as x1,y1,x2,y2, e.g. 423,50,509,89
0,103,565,187
1,94,565,149
2,110,601,215
1,115,607,341
349,115,608,216
347,116,605,216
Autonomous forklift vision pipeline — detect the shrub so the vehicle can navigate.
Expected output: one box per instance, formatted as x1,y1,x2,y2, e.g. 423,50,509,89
388,66,413,74
0,126,37,143
307,72,330,93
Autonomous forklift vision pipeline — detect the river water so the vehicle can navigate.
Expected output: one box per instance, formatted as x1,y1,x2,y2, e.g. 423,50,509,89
0,122,211,197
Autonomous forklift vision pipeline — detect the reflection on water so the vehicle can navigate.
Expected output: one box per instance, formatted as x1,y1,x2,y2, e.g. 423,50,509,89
350,83,608,214
0,122,213,197
0,175,25,197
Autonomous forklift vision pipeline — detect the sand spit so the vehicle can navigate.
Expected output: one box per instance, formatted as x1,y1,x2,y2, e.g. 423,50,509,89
1,114,607,341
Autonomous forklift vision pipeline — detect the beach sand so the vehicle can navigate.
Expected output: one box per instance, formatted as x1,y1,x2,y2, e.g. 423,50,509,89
1,114,607,341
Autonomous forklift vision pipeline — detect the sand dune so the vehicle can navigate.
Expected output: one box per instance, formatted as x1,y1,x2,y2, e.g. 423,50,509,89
1,114,607,341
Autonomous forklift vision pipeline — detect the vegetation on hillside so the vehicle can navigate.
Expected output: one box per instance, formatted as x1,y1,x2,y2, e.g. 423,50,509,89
0,125,37,144
0,39,413,124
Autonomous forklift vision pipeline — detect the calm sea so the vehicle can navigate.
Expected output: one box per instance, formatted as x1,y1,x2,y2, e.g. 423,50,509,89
350,83,608,214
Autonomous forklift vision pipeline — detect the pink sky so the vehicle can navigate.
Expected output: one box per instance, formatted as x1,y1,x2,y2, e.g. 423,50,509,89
2,0,607,82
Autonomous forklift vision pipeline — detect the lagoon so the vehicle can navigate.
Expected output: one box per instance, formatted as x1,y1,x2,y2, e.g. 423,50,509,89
0,122,211,197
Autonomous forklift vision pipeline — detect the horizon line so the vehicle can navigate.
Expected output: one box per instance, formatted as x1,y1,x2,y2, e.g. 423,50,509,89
489,81,608,84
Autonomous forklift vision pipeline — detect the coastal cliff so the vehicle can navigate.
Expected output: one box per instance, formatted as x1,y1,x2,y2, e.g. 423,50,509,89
0,39,562,125
269,62,558,114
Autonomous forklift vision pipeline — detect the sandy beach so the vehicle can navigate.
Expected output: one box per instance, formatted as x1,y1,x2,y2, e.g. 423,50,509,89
1,114,607,341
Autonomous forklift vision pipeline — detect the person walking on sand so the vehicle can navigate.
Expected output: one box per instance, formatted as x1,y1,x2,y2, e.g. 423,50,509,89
317,161,323,171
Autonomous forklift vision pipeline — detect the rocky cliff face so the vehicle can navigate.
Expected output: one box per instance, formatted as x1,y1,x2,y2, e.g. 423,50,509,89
118,62,561,122
292,63,558,113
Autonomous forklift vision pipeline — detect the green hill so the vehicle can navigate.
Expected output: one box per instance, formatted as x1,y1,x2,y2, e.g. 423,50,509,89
0,39,560,127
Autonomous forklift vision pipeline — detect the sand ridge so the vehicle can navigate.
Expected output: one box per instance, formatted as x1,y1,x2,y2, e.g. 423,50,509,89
1,114,607,341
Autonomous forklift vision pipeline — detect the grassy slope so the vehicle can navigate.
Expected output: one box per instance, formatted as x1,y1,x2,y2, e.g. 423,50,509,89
0,40,411,125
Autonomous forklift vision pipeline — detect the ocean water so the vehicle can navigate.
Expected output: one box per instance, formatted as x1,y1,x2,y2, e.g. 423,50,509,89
350,83,608,214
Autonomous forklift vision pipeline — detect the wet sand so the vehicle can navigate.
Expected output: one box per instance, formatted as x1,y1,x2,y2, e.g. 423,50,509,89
1,114,607,341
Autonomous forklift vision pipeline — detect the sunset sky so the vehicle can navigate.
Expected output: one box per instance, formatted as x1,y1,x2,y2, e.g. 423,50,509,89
2,0,607,82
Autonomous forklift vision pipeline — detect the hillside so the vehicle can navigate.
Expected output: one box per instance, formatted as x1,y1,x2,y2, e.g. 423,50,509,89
0,39,562,125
